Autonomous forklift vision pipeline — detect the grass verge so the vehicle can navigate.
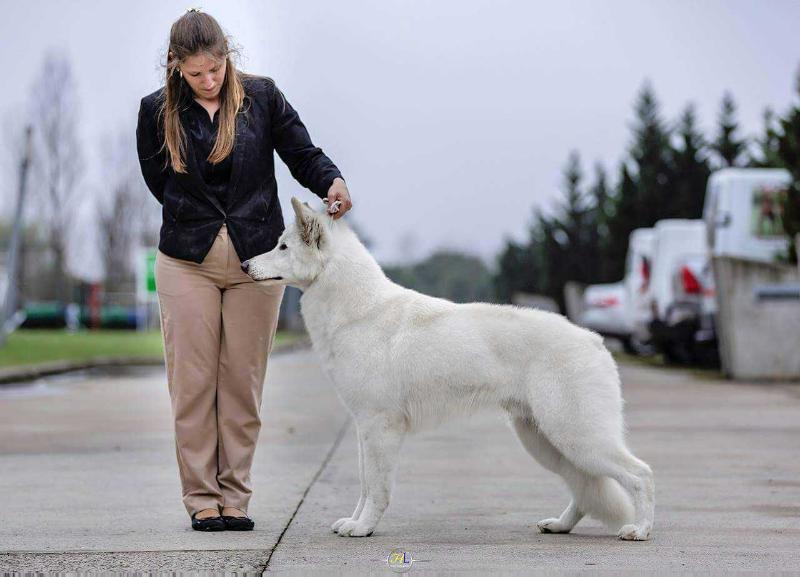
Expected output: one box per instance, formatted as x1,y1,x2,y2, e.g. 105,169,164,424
0,329,305,369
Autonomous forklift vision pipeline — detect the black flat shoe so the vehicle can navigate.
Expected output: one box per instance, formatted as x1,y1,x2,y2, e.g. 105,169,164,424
221,514,255,531
191,512,226,532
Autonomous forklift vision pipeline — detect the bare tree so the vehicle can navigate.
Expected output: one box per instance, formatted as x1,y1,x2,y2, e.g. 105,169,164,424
2,109,53,306
28,50,85,304
1,112,29,219
1,112,29,284
96,127,157,295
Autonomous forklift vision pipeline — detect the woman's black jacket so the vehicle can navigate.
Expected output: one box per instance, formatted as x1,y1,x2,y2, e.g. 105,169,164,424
136,74,343,263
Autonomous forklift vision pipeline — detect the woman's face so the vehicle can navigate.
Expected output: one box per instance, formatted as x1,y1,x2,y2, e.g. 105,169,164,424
179,52,226,100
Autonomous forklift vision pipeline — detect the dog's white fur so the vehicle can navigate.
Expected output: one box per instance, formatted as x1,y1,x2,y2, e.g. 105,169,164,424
245,197,655,540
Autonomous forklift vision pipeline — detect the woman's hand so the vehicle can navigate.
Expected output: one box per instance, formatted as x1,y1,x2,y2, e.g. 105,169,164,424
326,177,352,219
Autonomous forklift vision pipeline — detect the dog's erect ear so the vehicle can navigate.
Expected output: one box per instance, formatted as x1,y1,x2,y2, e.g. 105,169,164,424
290,196,325,249
290,196,317,222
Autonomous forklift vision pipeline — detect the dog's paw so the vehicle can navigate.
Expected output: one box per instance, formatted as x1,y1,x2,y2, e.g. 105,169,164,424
335,519,375,537
331,517,353,532
618,523,651,541
537,518,572,534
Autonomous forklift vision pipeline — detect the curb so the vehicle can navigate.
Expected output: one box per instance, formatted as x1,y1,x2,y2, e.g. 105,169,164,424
0,335,313,386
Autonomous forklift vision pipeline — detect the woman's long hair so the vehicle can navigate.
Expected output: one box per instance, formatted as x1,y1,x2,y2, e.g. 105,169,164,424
159,10,246,173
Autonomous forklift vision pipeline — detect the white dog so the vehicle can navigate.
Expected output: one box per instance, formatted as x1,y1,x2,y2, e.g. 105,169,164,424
243,197,654,541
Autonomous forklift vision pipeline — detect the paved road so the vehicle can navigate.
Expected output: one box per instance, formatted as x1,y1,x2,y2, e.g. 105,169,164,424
0,349,798,574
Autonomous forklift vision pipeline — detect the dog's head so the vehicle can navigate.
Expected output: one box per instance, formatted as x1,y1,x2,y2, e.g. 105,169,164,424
242,196,334,289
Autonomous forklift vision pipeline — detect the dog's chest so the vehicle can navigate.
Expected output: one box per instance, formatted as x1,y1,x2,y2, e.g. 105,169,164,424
299,298,345,366
299,298,389,393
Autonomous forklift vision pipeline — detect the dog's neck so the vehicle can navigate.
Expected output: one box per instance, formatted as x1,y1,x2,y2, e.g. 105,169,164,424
299,226,400,334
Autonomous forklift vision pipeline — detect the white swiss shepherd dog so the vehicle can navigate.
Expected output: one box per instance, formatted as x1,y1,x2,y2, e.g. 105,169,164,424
243,197,655,541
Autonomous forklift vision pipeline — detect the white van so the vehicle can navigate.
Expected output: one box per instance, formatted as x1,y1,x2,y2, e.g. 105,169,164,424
703,168,792,262
648,220,716,363
625,228,656,351
579,228,654,353
580,281,629,340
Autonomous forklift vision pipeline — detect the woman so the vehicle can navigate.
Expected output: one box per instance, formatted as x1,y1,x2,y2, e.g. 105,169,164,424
136,9,351,532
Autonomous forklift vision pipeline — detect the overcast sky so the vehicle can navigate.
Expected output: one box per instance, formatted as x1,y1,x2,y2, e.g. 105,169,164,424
2,0,799,277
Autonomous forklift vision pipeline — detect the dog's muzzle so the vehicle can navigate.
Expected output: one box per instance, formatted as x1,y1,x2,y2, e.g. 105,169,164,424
241,260,282,280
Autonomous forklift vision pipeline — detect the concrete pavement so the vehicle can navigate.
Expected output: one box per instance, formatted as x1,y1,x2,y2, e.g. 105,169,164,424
1,348,799,574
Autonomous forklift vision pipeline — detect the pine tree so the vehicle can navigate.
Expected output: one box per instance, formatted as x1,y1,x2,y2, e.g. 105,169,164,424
493,206,551,303
539,213,567,310
534,151,610,311
493,238,539,302
560,151,589,249
559,151,598,284
776,75,800,263
605,162,639,281
750,107,784,168
588,163,612,282
671,103,711,218
712,91,747,168
589,163,611,233
600,82,677,280
628,81,674,227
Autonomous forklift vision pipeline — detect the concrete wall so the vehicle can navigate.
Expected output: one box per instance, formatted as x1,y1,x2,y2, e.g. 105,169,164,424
713,256,800,380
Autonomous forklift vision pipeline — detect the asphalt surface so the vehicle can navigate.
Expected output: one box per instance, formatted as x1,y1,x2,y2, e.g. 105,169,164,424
0,348,798,575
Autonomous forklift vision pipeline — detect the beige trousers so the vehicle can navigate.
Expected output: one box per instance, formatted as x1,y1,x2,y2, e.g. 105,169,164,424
155,224,285,517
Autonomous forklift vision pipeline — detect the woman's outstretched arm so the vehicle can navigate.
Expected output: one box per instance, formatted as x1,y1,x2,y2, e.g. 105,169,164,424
268,80,344,201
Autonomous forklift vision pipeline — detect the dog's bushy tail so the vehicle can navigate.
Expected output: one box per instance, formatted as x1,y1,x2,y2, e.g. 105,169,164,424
573,474,634,529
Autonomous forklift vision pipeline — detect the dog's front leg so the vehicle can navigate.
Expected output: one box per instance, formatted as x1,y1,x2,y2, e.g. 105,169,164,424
335,413,406,537
331,425,367,532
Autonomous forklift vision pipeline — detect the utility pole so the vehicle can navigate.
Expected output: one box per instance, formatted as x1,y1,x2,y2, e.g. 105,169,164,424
1,125,33,346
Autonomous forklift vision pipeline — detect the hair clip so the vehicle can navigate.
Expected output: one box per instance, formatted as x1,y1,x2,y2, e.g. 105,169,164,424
186,7,202,13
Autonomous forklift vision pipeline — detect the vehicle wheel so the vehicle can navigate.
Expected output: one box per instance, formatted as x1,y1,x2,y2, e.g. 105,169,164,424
629,336,656,356
691,341,721,368
662,343,690,365
621,337,637,355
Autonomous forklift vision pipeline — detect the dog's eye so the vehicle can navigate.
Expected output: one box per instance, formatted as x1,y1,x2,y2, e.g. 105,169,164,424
279,243,287,250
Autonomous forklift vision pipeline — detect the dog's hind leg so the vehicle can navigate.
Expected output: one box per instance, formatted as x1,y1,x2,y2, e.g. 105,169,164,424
510,413,639,536
332,425,368,532
584,448,654,541
508,415,585,533
335,413,407,537
532,405,653,540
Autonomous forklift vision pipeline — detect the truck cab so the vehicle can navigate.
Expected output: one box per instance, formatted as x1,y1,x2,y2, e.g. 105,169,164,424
703,168,791,262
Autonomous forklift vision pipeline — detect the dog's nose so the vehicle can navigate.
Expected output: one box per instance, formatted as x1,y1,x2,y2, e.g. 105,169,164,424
241,260,250,273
